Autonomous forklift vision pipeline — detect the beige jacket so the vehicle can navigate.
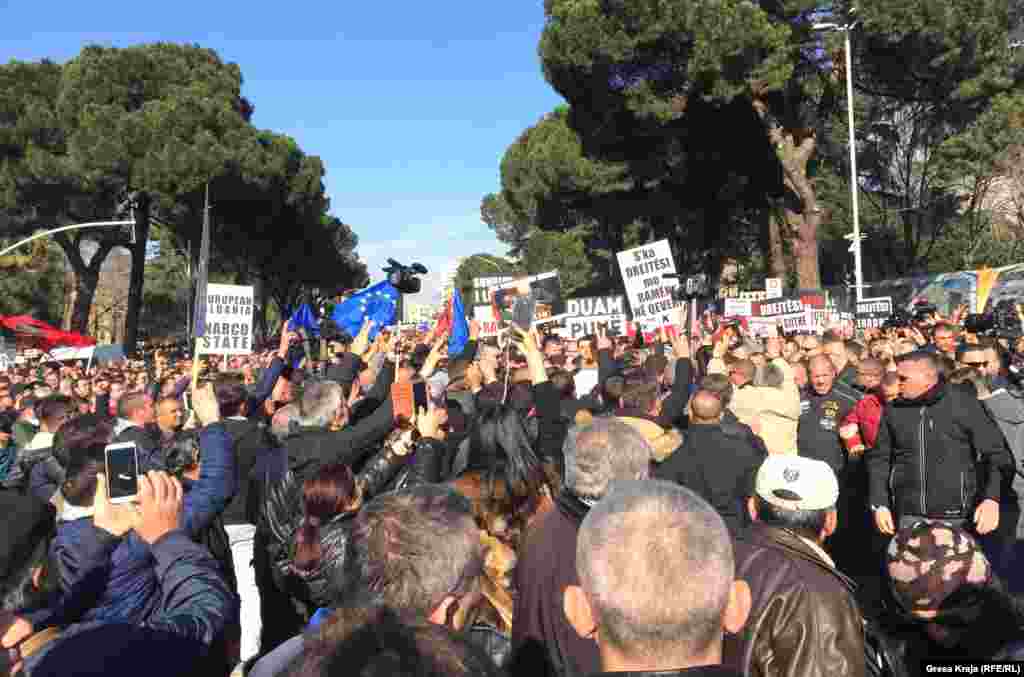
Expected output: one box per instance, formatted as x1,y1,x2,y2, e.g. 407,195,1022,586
709,357,800,454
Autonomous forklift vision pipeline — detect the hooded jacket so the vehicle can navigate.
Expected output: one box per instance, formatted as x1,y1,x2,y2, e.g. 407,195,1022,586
866,381,1012,518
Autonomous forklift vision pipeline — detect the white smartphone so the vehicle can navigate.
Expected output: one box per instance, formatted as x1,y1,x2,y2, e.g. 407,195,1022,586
104,442,140,504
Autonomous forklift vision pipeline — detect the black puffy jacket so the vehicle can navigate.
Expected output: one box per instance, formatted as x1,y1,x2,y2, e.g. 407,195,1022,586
866,381,1012,519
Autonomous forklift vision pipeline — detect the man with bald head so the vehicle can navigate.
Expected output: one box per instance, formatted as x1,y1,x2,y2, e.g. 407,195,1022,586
564,481,750,676
798,355,862,476
655,389,767,533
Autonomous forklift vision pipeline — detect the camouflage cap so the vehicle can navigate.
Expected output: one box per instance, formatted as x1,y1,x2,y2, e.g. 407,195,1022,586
886,522,991,615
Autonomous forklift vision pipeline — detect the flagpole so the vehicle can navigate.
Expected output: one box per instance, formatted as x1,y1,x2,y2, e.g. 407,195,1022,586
191,182,211,393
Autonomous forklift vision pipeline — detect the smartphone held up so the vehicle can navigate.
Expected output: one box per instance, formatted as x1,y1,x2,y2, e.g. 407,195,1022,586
104,442,140,504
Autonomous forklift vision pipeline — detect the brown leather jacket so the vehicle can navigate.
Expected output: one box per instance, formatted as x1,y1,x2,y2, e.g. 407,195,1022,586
722,523,865,677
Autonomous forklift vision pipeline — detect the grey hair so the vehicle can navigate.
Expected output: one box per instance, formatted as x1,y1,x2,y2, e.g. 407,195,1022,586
300,381,344,428
271,403,301,440
343,485,482,618
563,418,651,500
577,480,734,661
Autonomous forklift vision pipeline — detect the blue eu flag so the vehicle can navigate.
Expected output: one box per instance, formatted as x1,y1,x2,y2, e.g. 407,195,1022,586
288,303,320,338
331,281,399,340
449,289,470,358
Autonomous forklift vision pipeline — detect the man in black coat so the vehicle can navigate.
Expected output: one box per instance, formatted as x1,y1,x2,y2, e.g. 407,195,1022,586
798,355,862,476
252,346,397,657
867,350,1012,536
655,390,766,533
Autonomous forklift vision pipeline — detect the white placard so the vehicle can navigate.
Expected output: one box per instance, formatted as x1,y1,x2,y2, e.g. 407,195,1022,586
616,239,682,331
747,317,778,338
724,298,753,317
564,295,627,339
765,278,783,299
472,305,501,337
201,283,254,354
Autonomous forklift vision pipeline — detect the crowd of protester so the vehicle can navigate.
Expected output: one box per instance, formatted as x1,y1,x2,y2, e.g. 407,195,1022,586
0,301,1022,676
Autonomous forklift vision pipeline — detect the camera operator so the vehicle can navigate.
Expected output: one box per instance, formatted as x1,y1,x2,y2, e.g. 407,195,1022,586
957,351,1024,594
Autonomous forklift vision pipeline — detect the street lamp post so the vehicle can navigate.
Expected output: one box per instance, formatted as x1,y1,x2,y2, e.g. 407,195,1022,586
0,220,135,258
814,17,864,302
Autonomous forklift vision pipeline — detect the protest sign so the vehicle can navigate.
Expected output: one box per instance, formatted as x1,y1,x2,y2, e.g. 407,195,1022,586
723,298,752,318
472,276,515,306
616,239,682,331
491,272,567,328
754,293,826,333
472,305,501,337
855,297,894,330
747,317,779,338
202,283,254,354
564,295,627,339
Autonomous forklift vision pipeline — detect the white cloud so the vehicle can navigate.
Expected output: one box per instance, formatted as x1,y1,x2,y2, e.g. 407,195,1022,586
347,207,509,310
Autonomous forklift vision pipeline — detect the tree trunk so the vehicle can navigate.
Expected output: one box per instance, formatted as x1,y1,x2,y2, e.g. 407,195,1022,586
752,98,822,289
787,205,823,290
765,211,789,280
122,196,152,357
55,233,116,335
62,263,76,331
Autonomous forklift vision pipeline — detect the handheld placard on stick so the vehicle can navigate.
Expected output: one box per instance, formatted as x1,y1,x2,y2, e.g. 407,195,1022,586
191,181,212,396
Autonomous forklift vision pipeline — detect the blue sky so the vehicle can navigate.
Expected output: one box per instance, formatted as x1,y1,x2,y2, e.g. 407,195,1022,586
0,0,564,304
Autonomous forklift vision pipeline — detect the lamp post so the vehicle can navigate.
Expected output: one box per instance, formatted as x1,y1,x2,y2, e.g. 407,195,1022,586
0,220,135,258
814,16,864,302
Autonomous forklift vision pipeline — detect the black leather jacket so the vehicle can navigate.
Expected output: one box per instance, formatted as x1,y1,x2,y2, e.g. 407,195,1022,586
260,437,446,616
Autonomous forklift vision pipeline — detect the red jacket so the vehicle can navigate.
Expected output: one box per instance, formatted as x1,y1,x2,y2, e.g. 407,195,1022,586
840,390,884,458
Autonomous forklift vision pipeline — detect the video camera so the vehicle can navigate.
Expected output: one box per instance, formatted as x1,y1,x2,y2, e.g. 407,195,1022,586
384,259,428,295
664,273,710,302
963,300,1022,339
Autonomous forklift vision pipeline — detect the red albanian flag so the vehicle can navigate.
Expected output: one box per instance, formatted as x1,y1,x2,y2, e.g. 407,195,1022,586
0,316,96,352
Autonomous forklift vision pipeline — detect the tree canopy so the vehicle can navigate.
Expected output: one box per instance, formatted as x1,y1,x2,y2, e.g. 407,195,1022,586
486,0,1024,292
0,43,368,351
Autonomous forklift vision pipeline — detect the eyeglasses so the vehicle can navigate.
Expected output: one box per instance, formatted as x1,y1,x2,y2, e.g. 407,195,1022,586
960,361,987,368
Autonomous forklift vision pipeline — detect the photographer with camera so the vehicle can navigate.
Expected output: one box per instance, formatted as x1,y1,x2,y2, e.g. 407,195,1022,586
955,337,1024,594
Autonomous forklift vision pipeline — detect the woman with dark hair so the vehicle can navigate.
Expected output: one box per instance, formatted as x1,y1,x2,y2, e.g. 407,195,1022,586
261,421,430,638
450,404,550,551
291,464,361,575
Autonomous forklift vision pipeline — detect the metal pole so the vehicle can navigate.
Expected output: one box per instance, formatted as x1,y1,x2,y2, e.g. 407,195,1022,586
844,26,864,303
0,221,135,258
